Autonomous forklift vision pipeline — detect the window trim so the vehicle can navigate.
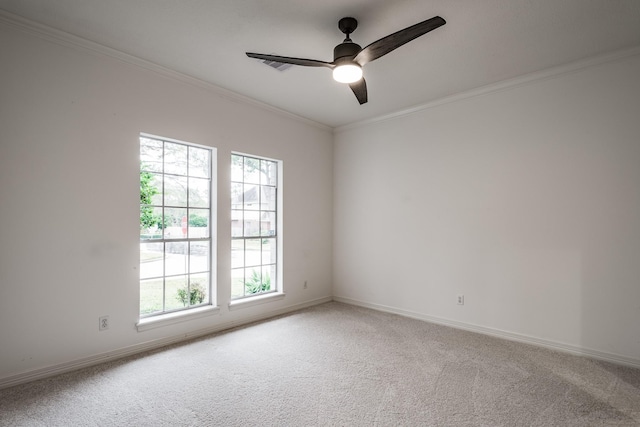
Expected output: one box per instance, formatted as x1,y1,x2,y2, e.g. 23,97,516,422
230,152,283,301
228,292,285,311
139,133,217,320
136,305,221,332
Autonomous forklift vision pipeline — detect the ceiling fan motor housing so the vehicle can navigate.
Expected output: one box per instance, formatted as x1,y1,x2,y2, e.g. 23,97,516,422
334,41,361,63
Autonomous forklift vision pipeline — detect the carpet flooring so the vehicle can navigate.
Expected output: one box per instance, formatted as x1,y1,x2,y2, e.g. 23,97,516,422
1,302,639,426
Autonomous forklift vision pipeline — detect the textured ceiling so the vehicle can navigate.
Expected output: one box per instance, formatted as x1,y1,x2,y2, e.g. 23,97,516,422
1,0,640,128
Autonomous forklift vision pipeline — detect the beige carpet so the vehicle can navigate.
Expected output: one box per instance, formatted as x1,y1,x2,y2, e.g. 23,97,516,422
1,302,639,426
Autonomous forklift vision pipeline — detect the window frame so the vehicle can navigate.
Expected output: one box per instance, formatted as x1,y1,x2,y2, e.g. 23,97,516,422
138,133,217,320
230,152,283,302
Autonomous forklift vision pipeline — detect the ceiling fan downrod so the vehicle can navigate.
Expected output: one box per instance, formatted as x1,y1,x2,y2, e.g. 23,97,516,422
334,17,361,61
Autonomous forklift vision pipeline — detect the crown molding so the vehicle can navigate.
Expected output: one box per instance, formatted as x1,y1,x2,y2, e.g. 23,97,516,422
3,9,639,136
0,10,332,133
335,44,640,134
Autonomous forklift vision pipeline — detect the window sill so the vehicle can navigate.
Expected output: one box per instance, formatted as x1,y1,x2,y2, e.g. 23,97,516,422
137,305,220,332
228,292,285,311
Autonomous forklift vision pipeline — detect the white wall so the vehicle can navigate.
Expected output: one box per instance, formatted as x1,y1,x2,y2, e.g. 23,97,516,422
0,20,333,382
334,52,640,364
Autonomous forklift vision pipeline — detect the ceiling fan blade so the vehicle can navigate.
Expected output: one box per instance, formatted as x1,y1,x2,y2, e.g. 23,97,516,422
246,52,334,68
354,16,446,66
349,78,368,105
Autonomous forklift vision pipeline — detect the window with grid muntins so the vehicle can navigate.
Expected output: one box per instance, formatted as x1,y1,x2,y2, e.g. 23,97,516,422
139,134,214,317
231,154,279,299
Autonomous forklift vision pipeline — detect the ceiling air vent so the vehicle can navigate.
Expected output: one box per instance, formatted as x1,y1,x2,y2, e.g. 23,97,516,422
262,59,292,72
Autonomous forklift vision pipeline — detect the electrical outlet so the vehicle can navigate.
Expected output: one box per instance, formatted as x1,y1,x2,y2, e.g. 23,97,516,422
457,295,464,305
99,316,109,331
303,280,308,289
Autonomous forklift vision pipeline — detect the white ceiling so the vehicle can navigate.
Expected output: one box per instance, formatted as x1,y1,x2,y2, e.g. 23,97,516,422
1,0,640,128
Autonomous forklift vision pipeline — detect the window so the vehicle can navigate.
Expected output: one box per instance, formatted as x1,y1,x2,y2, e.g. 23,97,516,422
231,154,280,299
139,134,215,317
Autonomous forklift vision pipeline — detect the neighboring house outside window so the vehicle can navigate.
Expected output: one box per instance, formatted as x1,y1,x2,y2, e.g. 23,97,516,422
231,153,280,299
139,134,214,317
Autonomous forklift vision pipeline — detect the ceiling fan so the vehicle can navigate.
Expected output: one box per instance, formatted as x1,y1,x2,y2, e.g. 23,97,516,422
246,16,446,105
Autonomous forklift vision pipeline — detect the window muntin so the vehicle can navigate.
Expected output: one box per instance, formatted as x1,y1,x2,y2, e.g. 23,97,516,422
231,154,279,299
140,135,213,317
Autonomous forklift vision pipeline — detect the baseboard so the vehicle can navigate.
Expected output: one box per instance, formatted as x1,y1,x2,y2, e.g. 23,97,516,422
0,296,332,390
333,296,640,369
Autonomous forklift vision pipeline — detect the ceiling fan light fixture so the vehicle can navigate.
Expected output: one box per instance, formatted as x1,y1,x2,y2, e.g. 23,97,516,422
332,64,362,84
